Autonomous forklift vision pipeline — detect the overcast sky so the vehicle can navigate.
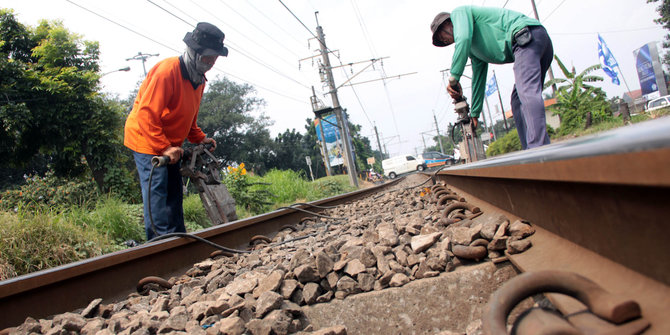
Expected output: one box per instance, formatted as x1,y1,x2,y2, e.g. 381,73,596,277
3,0,666,157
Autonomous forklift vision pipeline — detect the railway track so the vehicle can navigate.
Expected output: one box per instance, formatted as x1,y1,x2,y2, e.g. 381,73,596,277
1,117,669,334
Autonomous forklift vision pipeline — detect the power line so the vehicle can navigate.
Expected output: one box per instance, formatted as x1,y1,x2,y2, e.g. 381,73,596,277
65,0,177,52
146,0,193,27
65,0,307,104
144,0,311,90
216,0,303,59
542,0,567,22
245,1,306,48
185,0,309,77
278,0,318,40
159,0,200,24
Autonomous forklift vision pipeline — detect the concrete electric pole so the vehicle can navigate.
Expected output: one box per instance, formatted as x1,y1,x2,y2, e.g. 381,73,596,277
433,111,445,154
315,14,358,187
126,52,160,76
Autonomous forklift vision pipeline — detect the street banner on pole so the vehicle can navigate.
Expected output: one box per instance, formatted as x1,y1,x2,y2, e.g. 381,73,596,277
485,74,497,97
598,34,621,85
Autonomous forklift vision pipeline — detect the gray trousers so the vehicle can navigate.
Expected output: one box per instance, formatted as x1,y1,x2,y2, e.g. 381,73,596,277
511,25,553,149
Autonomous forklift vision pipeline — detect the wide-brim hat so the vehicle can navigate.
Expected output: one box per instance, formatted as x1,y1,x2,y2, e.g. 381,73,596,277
184,22,229,57
431,12,451,47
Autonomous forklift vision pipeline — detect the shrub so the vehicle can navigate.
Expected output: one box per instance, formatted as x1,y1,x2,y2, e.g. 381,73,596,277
0,210,116,279
255,169,313,205
103,165,142,204
183,193,211,229
222,163,274,215
312,175,356,198
486,129,522,157
0,170,99,212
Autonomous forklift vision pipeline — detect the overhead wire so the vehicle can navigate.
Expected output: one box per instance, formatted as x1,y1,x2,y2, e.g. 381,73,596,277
245,1,307,48
65,0,307,104
277,0,379,142
542,0,567,22
146,0,193,26
349,1,401,137
216,0,303,59
184,0,312,82
144,0,311,90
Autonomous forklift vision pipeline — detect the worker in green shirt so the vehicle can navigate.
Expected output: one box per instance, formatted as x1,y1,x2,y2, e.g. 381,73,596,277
431,6,553,149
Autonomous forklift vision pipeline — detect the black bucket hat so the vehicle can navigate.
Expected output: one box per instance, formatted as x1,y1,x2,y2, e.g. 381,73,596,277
183,22,229,57
430,12,451,47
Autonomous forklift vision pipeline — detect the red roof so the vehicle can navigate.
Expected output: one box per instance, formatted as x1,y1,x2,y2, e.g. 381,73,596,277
504,98,557,119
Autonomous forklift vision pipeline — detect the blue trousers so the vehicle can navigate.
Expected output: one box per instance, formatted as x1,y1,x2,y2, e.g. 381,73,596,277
133,151,185,240
511,25,554,149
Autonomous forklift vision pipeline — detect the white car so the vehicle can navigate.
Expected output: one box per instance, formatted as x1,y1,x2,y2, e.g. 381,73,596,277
381,155,426,179
646,95,670,112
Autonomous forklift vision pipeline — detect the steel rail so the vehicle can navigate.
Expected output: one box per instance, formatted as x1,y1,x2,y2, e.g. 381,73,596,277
436,117,670,334
0,179,401,329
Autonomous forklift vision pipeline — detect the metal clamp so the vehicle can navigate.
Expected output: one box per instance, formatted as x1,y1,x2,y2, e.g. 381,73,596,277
483,271,648,335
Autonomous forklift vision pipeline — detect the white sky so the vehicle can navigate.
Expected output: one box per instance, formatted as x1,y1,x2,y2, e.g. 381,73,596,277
3,0,666,157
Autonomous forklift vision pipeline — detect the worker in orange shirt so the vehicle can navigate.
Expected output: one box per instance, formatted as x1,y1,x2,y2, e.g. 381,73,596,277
124,22,227,240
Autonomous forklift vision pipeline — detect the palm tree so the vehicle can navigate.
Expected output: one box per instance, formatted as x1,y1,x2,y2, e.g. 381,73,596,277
544,55,611,134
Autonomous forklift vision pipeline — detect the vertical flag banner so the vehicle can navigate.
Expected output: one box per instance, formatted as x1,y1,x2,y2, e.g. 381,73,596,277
485,74,497,97
598,34,621,85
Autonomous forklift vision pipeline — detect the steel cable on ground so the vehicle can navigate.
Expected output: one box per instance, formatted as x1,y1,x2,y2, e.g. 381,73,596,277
65,0,308,104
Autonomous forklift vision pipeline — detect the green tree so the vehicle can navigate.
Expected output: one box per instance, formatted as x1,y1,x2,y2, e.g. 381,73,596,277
196,76,274,173
425,134,455,155
270,128,308,173
0,10,134,196
649,0,670,67
544,55,612,135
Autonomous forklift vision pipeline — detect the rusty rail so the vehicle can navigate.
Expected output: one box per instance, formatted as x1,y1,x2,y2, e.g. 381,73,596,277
437,117,670,334
0,179,401,329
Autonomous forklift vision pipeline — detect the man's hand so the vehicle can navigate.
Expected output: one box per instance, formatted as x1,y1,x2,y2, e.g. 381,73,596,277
471,117,479,129
447,77,462,100
163,146,184,164
201,137,217,152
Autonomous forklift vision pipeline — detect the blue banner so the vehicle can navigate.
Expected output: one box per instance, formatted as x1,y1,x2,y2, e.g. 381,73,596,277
314,114,343,166
485,74,497,97
634,44,658,95
598,34,620,85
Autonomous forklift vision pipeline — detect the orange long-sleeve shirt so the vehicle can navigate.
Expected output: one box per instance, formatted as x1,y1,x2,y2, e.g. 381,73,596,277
124,57,207,155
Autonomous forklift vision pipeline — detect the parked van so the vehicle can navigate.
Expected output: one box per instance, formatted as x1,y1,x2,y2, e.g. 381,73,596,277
382,155,426,179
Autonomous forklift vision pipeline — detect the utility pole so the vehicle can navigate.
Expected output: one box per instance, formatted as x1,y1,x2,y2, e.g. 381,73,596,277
374,124,384,161
126,52,160,76
315,13,358,187
493,70,510,131
433,111,445,154
484,97,497,141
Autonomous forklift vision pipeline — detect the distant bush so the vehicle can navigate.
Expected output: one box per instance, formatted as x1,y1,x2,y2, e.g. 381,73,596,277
254,169,313,205
486,129,522,157
0,171,98,212
312,175,357,198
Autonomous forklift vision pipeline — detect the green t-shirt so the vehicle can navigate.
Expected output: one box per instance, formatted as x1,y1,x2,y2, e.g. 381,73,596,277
449,6,541,117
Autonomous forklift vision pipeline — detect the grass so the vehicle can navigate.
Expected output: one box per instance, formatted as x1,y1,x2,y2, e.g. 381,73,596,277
552,114,652,141
183,193,211,229
0,170,362,280
0,209,117,280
